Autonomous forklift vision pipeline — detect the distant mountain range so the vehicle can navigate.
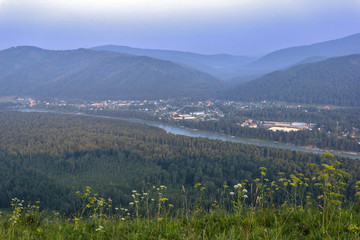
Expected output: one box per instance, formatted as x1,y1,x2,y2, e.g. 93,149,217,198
92,33,360,84
90,45,255,79
0,46,223,100
233,33,360,81
1,33,360,105
224,54,360,106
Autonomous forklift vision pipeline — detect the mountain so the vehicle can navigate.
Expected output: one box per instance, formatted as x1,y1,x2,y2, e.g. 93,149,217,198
234,33,360,81
225,54,360,106
91,45,255,79
0,46,224,100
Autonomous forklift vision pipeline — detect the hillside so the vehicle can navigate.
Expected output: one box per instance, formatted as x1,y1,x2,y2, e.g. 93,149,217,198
225,54,360,106
91,45,254,79
0,46,223,100
233,33,360,81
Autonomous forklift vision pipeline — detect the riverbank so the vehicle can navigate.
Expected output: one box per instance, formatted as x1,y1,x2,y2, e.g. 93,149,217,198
16,109,360,159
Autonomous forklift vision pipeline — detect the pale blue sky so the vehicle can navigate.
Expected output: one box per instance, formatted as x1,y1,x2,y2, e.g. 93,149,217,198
1,0,360,55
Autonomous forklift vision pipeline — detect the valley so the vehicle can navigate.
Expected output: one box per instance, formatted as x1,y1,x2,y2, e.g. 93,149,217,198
8,96,360,154
1,30,360,239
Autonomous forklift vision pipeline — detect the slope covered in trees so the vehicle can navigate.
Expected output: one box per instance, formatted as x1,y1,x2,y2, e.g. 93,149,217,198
232,32,360,80
1,111,360,212
0,47,223,100
91,45,254,79
225,54,360,106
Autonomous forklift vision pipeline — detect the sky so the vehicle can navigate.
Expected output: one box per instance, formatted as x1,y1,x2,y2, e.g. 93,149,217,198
1,0,360,56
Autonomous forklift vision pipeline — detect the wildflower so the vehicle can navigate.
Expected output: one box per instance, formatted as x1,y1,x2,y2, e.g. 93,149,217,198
129,202,134,205
121,218,125,221
125,209,128,211
243,189,248,193
115,207,119,211
160,185,166,189
243,195,248,199
230,192,235,195
234,183,242,189
95,225,104,232
151,199,155,202
132,194,135,198
132,190,137,193
143,193,148,196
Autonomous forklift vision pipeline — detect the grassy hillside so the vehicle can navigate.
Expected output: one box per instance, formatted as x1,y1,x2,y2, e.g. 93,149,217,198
1,153,360,239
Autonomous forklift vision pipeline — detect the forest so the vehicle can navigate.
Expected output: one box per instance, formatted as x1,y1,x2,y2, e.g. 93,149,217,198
1,110,360,214
225,54,360,107
85,106,360,152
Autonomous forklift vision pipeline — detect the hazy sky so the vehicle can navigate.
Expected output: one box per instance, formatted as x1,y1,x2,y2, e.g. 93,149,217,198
1,0,360,55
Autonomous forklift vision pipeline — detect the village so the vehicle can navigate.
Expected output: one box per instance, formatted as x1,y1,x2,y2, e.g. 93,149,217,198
14,97,316,131
13,97,359,140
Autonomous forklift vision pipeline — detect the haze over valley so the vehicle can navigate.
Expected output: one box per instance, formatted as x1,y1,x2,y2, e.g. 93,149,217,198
1,1,360,238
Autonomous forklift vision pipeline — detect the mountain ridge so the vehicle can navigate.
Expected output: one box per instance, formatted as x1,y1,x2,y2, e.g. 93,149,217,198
91,45,255,79
234,33,360,81
225,54,360,106
0,46,224,100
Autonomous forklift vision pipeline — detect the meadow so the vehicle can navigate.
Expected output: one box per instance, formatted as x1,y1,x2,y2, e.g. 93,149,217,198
1,153,360,239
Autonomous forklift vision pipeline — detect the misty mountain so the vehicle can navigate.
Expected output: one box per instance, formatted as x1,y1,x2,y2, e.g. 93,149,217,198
234,33,360,81
91,45,255,79
0,46,224,100
225,54,360,106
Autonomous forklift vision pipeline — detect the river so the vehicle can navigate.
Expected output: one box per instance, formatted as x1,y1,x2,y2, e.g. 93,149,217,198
18,109,360,160
126,118,360,160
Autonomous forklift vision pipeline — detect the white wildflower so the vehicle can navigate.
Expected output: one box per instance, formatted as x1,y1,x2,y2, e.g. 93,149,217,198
234,183,242,189
230,192,235,195
243,189,248,193
95,225,104,232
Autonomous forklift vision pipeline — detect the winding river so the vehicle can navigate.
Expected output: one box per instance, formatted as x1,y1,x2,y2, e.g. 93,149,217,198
126,118,360,160
18,109,360,160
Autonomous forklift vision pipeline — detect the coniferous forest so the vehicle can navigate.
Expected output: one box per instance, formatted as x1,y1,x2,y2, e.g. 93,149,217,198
1,111,360,211
2,111,360,239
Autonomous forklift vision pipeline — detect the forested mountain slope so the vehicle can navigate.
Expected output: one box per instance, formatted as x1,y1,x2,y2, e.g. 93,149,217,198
91,45,254,79
234,33,360,79
0,46,223,100
226,54,360,106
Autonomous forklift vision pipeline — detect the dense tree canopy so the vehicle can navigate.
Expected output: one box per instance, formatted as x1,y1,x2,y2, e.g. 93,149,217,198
1,111,359,212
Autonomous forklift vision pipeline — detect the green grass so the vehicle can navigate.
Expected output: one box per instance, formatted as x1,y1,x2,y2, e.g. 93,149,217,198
2,153,360,239
1,206,360,239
